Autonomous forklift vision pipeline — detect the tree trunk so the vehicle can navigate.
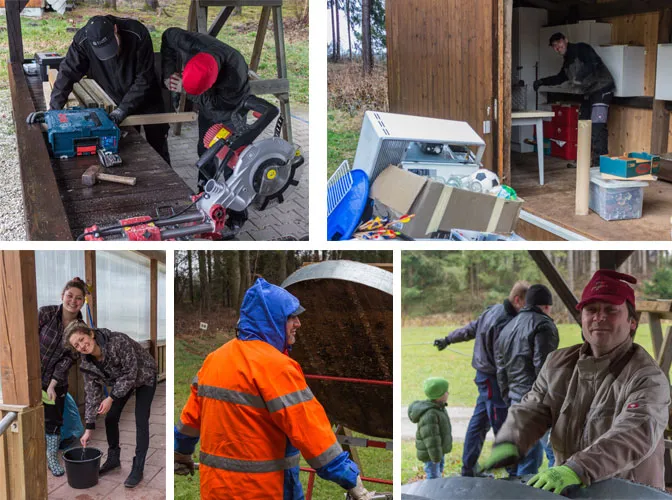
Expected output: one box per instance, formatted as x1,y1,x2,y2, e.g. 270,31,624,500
301,0,309,25
642,250,648,275
335,0,341,61
330,1,337,61
198,250,209,312
278,251,288,284
346,0,352,59
361,0,373,74
567,251,575,292
187,250,194,303
145,0,158,10
238,251,250,309
229,251,240,311
590,250,598,275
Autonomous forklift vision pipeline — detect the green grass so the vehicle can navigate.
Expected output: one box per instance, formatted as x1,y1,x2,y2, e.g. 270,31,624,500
174,335,391,498
327,109,362,177
0,4,309,105
402,323,660,407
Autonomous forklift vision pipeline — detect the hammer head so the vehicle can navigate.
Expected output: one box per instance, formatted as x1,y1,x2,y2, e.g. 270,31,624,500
82,165,101,187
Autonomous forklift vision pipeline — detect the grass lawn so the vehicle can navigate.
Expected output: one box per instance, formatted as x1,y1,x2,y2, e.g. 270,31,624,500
327,108,362,178
402,323,663,484
175,334,392,499
0,3,308,105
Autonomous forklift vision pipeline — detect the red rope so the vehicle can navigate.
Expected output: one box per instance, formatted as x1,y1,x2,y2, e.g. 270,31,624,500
305,374,392,386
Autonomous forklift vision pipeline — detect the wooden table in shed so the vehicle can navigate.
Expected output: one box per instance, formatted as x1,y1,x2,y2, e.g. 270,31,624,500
511,111,555,185
9,62,194,240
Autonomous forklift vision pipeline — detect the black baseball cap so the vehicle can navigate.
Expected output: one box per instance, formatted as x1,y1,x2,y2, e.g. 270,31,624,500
85,16,118,61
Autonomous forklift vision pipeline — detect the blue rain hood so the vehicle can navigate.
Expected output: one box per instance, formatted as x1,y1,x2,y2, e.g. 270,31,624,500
237,278,302,352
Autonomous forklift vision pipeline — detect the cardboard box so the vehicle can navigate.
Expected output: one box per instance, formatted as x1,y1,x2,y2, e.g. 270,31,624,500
599,152,660,178
369,166,524,238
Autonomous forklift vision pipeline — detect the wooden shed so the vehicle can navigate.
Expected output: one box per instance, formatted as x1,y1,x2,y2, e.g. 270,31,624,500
386,0,672,241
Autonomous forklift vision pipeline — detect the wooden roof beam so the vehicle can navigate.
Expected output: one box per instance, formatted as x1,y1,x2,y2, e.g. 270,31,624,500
599,251,634,270
528,250,581,325
577,0,672,20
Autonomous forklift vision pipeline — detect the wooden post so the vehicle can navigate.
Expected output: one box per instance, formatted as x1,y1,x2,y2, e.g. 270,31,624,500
150,259,158,362
335,425,362,473
250,6,272,72
6,1,25,64
651,9,672,155
502,0,512,183
84,251,97,327
272,5,293,142
575,120,592,215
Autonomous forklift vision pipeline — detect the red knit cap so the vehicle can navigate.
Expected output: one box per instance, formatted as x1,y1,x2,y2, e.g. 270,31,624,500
576,269,637,310
182,53,219,95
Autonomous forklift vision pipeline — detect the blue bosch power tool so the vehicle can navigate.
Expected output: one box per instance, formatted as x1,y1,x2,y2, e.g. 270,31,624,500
26,108,120,158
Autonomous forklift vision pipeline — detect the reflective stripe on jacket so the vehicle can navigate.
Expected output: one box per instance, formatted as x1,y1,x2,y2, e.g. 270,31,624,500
496,337,669,488
178,338,346,499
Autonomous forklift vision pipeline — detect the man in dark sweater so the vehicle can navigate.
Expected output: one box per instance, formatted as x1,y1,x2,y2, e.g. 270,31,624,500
161,27,251,191
50,16,170,164
434,281,529,476
534,33,615,166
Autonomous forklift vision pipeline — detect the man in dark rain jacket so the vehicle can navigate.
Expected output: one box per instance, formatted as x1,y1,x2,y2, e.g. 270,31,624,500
160,27,250,191
495,284,559,476
50,16,171,163
434,281,529,476
534,33,615,166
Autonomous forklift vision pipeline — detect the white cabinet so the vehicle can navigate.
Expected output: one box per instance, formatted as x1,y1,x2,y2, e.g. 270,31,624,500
594,45,646,97
655,44,672,101
539,21,612,95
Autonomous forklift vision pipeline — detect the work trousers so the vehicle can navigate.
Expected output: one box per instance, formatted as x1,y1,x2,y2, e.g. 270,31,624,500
105,381,156,460
579,88,613,166
461,371,509,476
44,384,68,434
139,123,171,165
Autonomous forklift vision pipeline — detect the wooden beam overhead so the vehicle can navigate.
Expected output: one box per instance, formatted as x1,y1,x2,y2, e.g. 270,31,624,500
528,250,581,325
599,250,634,270
84,251,97,327
522,0,567,12
0,251,41,407
208,6,234,37
577,0,672,20
133,251,166,264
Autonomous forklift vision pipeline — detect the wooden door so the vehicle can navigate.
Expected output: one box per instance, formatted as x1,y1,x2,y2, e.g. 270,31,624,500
386,0,501,172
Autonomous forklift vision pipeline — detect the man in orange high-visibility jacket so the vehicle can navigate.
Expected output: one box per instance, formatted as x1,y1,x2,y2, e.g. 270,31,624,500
174,278,375,500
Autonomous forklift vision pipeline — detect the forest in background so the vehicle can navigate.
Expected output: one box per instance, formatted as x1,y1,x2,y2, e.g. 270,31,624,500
402,251,672,321
175,250,392,313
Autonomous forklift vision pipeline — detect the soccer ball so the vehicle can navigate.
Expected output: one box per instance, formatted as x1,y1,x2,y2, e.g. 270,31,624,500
468,169,500,193
490,185,518,200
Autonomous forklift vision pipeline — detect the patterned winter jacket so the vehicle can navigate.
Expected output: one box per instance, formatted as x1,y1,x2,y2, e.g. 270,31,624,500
408,400,452,463
39,305,82,389
496,337,669,489
79,328,157,428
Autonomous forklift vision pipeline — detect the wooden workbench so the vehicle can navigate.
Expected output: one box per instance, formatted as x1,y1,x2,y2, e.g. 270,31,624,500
512,151,672,241
9,62,194,240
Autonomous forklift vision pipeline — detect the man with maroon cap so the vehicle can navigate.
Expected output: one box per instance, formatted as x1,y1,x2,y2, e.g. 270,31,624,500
482,270,670,494
51,15,171,164
160,27,250,191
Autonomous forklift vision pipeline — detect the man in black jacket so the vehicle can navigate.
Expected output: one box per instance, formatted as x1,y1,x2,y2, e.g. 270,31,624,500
434,281,529,476
534,33,615,166
495,284,559,476
161,27,250,191
50,16,171,164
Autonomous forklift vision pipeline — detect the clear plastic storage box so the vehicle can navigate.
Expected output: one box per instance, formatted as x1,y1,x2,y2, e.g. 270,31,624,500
589,168,648,221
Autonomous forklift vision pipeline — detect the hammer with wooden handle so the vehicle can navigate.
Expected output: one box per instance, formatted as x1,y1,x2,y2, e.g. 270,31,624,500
82,165,137,187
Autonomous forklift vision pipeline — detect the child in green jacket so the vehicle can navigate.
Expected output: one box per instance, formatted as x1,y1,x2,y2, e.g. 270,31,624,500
408,377,452,479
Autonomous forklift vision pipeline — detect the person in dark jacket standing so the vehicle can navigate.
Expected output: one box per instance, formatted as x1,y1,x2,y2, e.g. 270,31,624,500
64,321,157,489
408,377,453,479
50,16,171,164
161,27,251,191
495,284,559,476
434,281,529,476
39,277,87,477
534,33,615,166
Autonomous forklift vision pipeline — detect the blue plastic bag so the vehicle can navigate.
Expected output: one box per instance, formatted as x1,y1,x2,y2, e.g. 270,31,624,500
60,393,84,442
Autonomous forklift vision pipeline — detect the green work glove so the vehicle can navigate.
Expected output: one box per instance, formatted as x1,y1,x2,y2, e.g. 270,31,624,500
527,465,582,495
42,390,55,405
481,442,520,471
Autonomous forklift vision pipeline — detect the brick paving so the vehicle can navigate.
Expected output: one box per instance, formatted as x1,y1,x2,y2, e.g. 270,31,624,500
167,105,309,241
47,382,166,499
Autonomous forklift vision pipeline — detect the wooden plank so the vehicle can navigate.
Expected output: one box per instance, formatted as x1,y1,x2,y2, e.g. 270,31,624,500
502,0,512,184
199,0,282,5
639,300,672,313
250,6,272,72
0,413,10,499
41,82,52,109
598,250,633,270
651,9,672,155
656,325,672,376
73,82,97,108
272,5,292,142
528,250,581,325
84,251,97,327
133,251,167,264
8,63,72,240
196,0,208,33
119,111,197,127
249,78,290,95
208,6,234,37
6,0,24,64
47,68,58,87
649,314,664,360
608,106,652,154
0,251,41,407
4,406,47,499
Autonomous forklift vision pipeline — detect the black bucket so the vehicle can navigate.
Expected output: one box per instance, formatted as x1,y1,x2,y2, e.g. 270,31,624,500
62,447,102,489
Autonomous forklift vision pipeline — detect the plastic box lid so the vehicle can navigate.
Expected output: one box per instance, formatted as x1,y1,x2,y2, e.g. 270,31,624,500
589,168,648,189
